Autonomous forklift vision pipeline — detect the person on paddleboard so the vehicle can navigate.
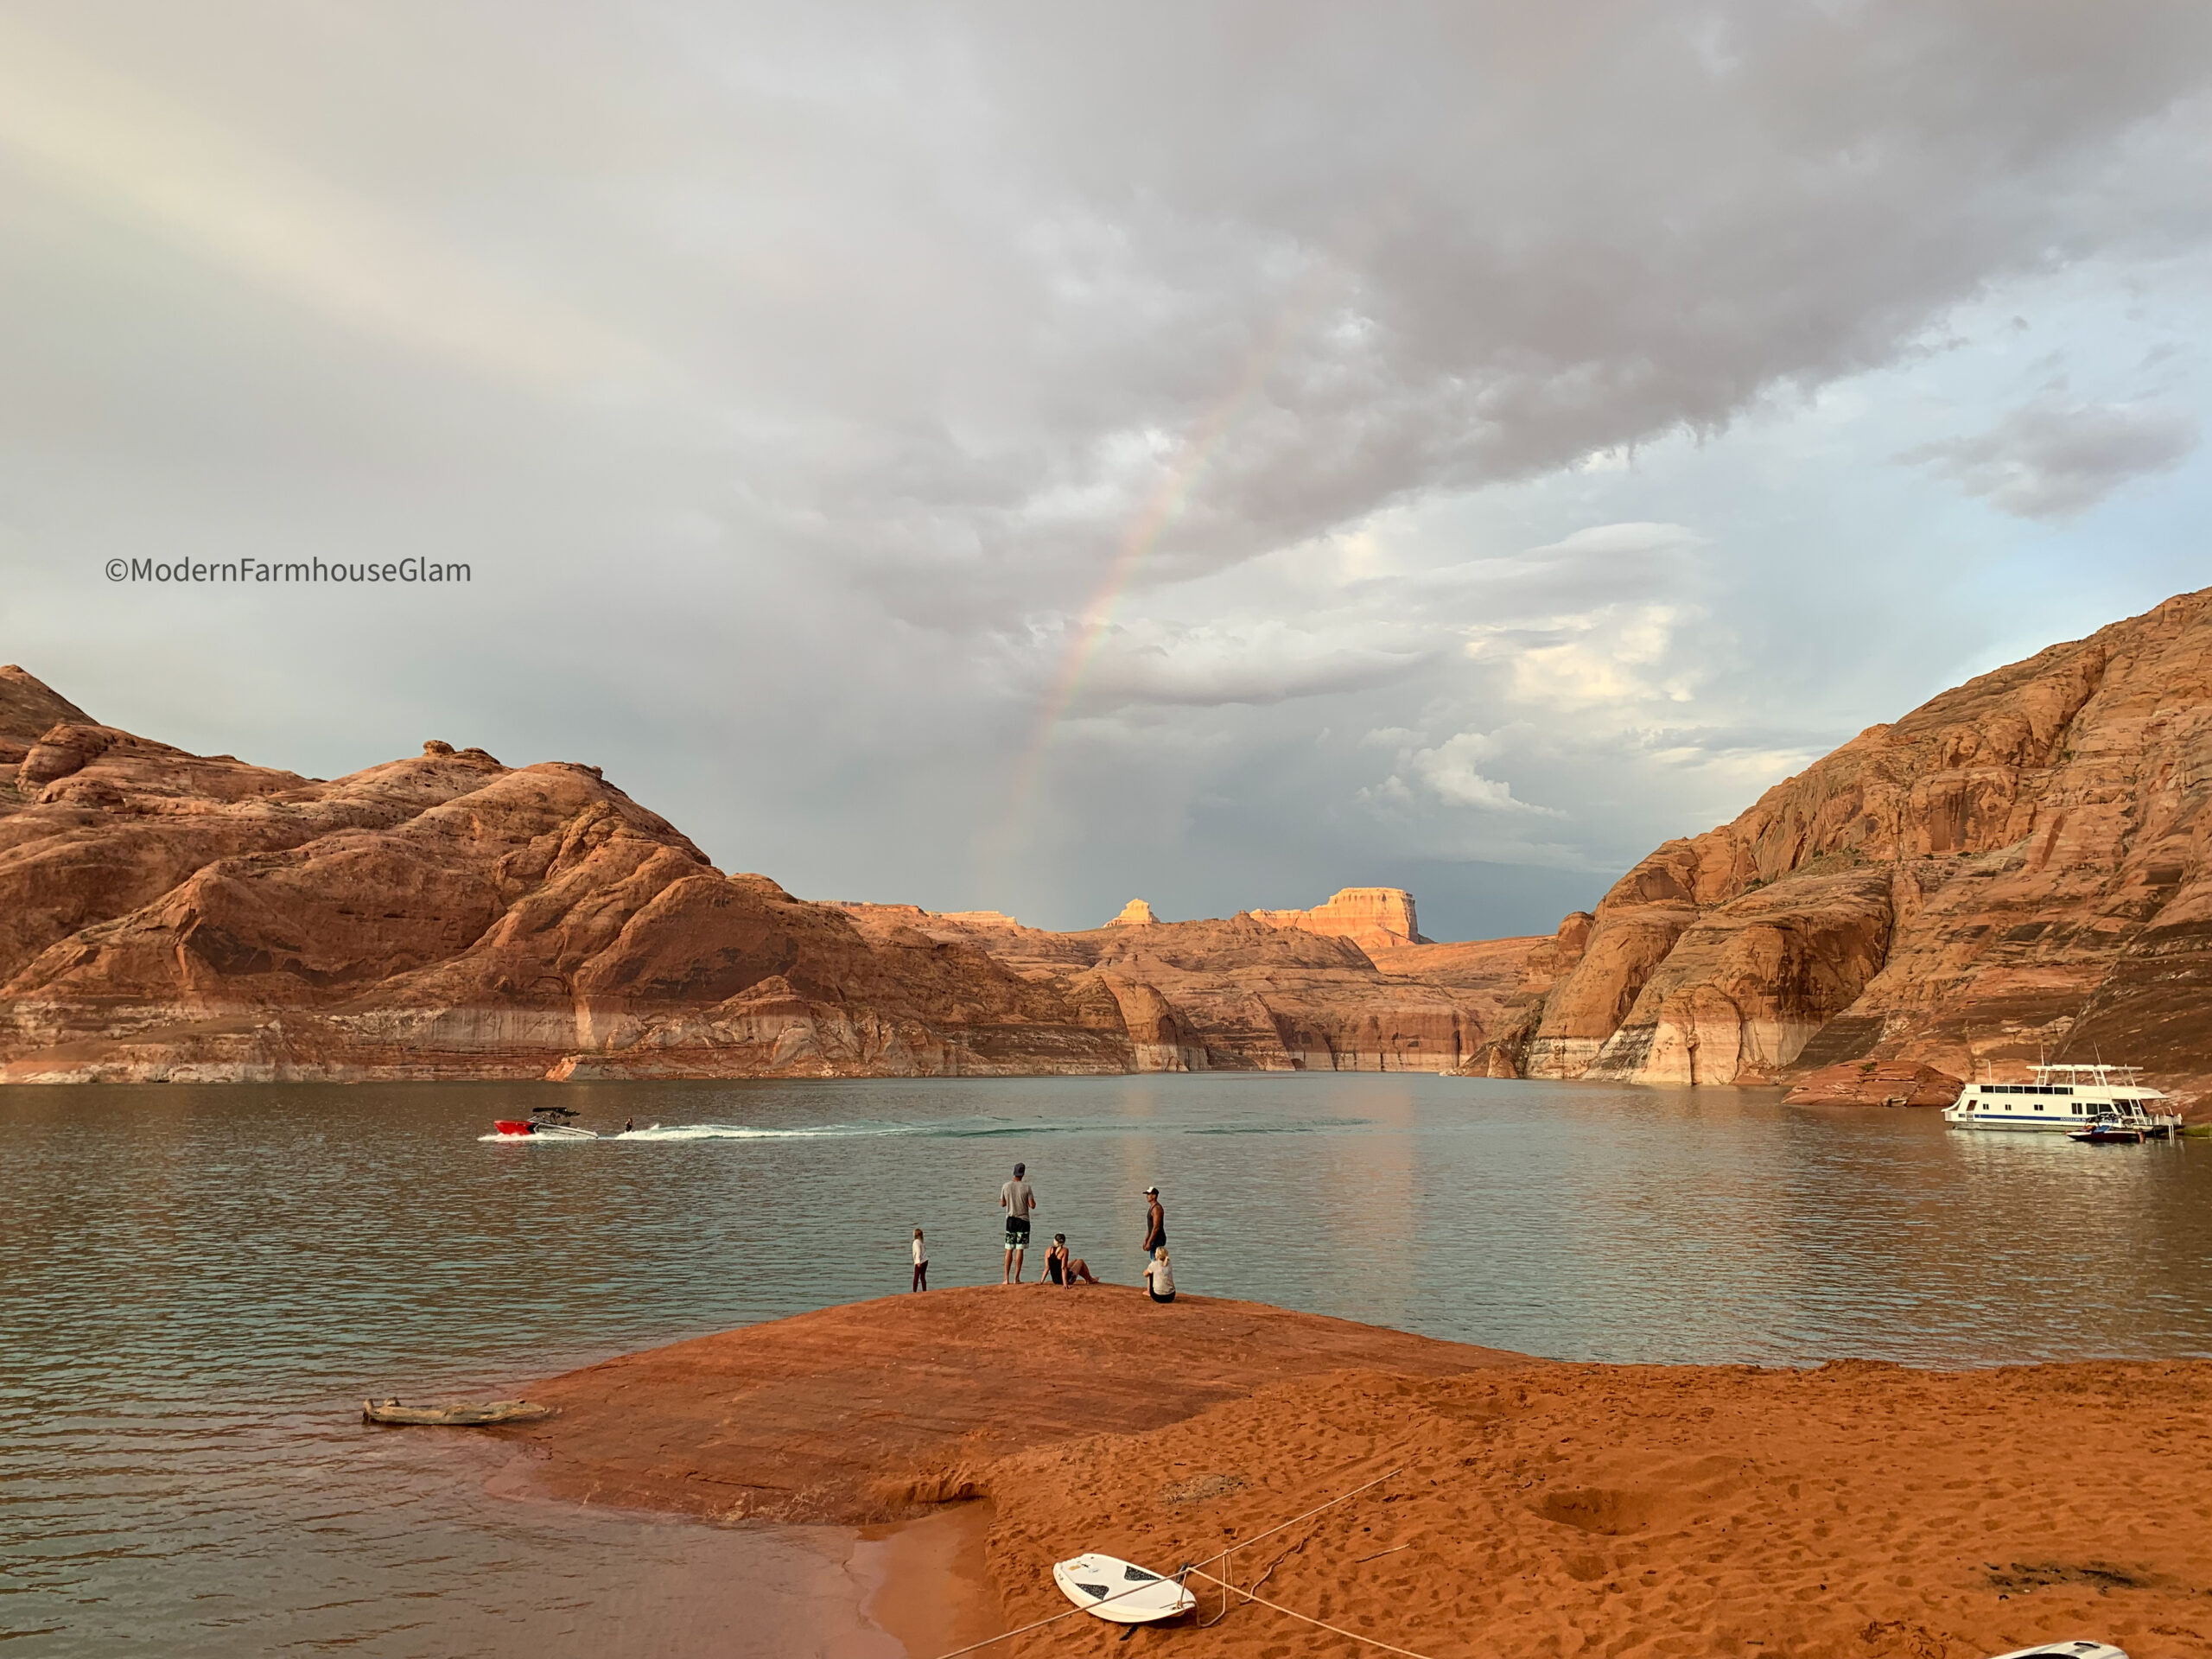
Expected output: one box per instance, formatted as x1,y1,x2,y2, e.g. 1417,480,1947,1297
1001,1162,1038,1283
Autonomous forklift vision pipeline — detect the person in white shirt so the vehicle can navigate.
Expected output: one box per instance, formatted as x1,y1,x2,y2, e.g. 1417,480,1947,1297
1142,1246,1175,1304
911,1227,928,1293
1000,1162,1038,1284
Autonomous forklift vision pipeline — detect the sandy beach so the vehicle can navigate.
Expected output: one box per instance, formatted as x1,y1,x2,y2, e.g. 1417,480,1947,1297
489,1287,2212,1656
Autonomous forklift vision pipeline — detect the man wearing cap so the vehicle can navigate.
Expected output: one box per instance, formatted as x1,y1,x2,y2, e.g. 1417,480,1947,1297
1141,1184,1166,1271
1001,1161,1038,1284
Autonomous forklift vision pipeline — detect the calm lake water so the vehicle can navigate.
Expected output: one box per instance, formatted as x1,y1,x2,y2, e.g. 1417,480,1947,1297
4,1073,2210,1656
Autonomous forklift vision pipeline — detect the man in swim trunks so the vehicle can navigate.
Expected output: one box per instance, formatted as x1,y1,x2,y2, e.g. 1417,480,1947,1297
1141,1184,1166,1272
1001,1161,1037,1283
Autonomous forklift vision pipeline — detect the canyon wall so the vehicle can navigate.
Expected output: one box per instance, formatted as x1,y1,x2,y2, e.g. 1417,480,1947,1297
0,671,1529,1082
1486,587,2212,1107
10,584,2209,1096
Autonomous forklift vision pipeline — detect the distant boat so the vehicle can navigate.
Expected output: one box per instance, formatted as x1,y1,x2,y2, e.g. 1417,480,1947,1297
491,1110,599,1140
1942,1064,2182,1138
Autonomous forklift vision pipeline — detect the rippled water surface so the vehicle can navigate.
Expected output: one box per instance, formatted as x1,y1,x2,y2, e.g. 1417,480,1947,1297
5,1074,2210,1655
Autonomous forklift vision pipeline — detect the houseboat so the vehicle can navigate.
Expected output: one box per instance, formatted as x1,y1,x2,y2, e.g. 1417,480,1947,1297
1942,1063,2183,1137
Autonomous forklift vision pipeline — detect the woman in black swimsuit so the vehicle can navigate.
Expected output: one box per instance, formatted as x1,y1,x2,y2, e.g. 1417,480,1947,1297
1035,1235,1097,1287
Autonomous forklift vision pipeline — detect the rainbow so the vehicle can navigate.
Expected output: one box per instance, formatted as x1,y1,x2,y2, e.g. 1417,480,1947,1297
996,270,1344,837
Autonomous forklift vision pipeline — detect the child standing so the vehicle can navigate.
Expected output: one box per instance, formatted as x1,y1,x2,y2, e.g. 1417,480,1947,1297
912,1228,928,1292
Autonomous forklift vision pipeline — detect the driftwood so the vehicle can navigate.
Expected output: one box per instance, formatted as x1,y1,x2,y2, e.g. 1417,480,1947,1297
362,1397,557,1427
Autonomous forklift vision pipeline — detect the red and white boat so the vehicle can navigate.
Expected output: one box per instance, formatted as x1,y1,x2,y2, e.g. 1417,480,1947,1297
491,1112,598,1140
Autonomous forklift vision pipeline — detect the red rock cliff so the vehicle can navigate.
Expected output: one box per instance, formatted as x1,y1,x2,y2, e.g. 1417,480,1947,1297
1491,587,2212,1106
0,675,1530,1082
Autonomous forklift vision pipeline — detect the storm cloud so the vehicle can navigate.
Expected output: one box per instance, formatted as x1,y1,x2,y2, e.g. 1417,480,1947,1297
3,2,2209,938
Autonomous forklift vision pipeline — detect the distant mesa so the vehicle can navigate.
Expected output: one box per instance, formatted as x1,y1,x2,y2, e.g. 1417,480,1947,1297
1252,887,1429,954
1108,899,1159,927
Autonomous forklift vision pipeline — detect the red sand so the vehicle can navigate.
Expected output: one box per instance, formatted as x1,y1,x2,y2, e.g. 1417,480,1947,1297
499,1287,1521,1523
497,1290,2212,1656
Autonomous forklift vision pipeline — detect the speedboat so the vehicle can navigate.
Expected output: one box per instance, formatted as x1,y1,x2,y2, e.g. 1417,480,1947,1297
1942,1064,2182,1137
2069,1115,2145,1146
491,1109,600,1140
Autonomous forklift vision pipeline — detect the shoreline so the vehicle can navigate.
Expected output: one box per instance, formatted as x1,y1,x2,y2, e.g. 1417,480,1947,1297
488,1289,2212,1657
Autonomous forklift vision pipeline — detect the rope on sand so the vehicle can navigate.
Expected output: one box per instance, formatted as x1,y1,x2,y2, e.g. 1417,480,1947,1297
919,1463,1406,1658
925,1603,1085,1658
1184,1566,1444,1659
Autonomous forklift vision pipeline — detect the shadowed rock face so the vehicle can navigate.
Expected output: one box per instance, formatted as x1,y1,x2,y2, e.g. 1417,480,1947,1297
1492,586,2212,1108
0,668,1535,1083
836,905,1534,1074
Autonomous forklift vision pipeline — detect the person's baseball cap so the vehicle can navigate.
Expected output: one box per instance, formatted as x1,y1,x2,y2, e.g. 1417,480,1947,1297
1143,1185,1159,1193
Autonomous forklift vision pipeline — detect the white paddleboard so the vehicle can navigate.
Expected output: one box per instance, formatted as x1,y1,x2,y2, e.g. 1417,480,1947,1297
1052,1554,1197,1624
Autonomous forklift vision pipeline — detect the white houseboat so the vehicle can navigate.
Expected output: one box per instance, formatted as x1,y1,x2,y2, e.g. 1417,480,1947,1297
1942,1063,2183,1137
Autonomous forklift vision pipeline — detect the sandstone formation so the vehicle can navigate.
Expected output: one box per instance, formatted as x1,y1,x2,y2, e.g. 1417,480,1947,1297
835,900,1531,1073
1488,587,2212,1109
0,668,1535,1081
1251,884,1429,952
15,584,2211,1096
0,664,90,772
1781,1060,1964,1109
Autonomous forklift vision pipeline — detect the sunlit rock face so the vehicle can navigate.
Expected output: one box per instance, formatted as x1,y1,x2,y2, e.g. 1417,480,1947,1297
1495,587,2212,1108
1251,887,1429,953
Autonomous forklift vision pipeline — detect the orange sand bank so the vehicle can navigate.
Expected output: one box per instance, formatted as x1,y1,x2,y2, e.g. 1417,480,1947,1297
502,1292,2212,1657
986,1360,2212,1658
501,1287,1520,1523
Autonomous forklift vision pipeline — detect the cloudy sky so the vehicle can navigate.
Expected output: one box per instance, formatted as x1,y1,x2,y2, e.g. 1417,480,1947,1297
3,2,2208,939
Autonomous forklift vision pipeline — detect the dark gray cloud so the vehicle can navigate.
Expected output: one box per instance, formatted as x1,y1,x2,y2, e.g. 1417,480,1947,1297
1901,398,2201,518
3,1,2209,936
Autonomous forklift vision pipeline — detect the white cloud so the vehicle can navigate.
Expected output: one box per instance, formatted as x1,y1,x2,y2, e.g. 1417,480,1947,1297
1076,620,1428,709
1471,603,1707,715
1401,731,1563,817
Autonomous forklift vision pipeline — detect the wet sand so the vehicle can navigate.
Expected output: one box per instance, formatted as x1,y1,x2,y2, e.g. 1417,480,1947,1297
499,1290,2212,1656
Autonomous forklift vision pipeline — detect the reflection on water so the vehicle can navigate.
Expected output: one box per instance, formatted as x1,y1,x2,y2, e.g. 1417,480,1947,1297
3,1074,2209,1654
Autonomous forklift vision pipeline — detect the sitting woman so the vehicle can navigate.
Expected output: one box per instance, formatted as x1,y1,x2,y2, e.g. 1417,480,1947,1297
1036,1234,1099,1287
1141,1245,1175,1304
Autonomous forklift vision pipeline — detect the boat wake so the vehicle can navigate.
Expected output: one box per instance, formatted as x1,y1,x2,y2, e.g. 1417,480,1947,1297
619,1122,929,1142
478,1121,934,1143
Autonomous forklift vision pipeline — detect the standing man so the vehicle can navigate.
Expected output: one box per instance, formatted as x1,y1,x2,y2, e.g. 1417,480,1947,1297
1141,1184,1166,1274
1001,1161,1038,1284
